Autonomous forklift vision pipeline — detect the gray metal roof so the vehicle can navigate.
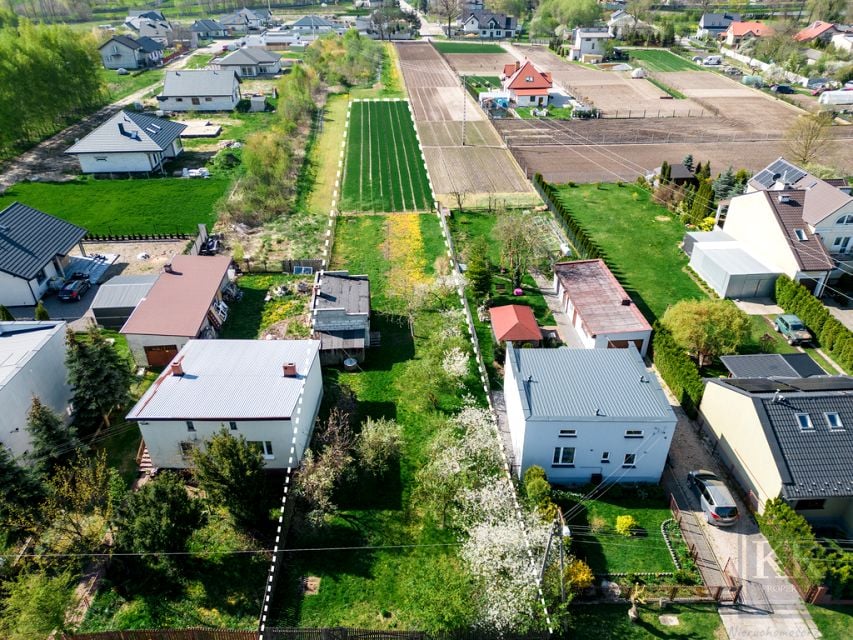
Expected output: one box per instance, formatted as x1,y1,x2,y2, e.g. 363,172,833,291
291,15,339,28
66,111,186,155
0,203,87,279
313,271,369,315
0,321,66,389
215,47,281,66
161,70,239,98
91,275,157,310
505,344,675,421
720,354,826,379
694,241,780,275
127,339,321,420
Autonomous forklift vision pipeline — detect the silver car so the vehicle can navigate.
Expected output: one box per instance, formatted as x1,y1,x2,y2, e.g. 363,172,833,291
687,470,739,527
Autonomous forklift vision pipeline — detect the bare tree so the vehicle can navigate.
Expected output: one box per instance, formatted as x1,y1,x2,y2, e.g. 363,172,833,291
785,113,834,166
433,0,460,38
451,189,467,213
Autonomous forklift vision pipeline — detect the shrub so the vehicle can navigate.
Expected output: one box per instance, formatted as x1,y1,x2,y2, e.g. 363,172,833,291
526,477,551,506
615,514,639,536
235,98,250,113
564,557,595,592
651,323,705,417
589,515,608,533
523,465,547,492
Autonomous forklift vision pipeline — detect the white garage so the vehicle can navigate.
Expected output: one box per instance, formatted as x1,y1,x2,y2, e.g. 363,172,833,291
688,237,780,299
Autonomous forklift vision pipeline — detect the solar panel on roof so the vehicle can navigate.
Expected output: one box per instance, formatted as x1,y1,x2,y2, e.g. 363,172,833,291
786,377,853,392
753,159,807,188
724,379,797,393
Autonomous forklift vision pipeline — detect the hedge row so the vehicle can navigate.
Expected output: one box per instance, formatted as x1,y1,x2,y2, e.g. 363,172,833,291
775,276,851,372
651,323,705,417
533,173,603,260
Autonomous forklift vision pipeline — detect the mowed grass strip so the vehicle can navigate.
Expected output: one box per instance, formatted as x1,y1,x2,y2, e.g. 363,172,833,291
629,49,701,72
432,42,506,54
0,177,228,235
340,101,432,213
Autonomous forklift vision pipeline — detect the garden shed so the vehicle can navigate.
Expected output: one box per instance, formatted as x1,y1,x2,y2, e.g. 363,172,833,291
91,274,158,329
687,235,779,299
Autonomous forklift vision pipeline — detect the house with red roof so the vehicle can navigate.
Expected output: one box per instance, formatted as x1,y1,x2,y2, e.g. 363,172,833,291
794,21,846,44
489,304,542,346
501,60,552,107
724,21,776,47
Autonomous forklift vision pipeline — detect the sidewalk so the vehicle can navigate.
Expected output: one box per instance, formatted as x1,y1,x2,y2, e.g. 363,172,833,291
528,271,585,348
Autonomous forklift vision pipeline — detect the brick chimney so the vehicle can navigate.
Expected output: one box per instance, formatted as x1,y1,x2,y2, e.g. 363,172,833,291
282,362,298,377
171,358,185,376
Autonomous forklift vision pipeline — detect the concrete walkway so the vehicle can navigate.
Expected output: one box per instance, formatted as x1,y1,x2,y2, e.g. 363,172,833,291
528,271,585,348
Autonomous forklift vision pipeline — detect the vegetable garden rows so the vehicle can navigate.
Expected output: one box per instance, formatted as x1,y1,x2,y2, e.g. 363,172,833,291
341,99,433,213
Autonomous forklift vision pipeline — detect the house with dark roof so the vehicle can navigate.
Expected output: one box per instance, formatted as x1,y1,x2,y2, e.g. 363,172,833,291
221,7,272,34
700,376,853,533
212,46,282,76
98,34,163,70
460,12,519,39
310,270,371,365
504,343,676,482
137,18,174,46
126,339,322,470
66,110,186,175
501,60,552,107
553,260,652,356
720,353,826,379
0,203,88,306
289,15,346,35
191,19,227,39
158,70,241,111
696,13,740,38
489,304,541,346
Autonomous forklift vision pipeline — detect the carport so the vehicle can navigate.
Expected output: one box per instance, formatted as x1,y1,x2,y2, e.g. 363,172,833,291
91,275,157,329
688,238,779,299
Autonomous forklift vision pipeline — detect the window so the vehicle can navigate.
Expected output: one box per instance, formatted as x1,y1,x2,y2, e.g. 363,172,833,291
179,442,195,458
191,97,201,105
794,228,808,241
94,156,107,161
623,453,636,467
836,214,853,225
249,440,275,460
176,97,183,102
624,429,644,438
205,97,213,101
229,421,238,431
825,413,844,430
525,75,533,82
558,429,577,438
795,413,814,431
833,236,851,252
552,447,575,466
794,498,825,511
186,420,196,432
34,268,47,285
601,451,610,463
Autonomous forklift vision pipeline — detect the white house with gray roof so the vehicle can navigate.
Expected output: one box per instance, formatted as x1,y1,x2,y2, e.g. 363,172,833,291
0,321,72,458
66,110,186,175
503,343,676,483
0,203,88,307
700,376,853,534
211,46,282,76
98,34,163,70
158,70,241,111
127,339,323,470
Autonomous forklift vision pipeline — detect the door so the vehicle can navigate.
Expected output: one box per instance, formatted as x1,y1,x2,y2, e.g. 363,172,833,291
144,344,178,367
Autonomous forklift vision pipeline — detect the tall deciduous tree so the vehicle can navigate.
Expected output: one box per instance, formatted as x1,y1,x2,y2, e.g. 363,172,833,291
113,472,205,562
465,236,493,302
191,429,267,529
26,397,82,478
493,208,543,288
0,570,74,640
65,326,133,432
785,113,834,166
662,299,750,366
433,0,460,38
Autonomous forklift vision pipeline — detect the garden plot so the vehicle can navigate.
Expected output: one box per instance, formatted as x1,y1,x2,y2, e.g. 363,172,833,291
340,100,433,213
444,52,517,76
418,121,502,147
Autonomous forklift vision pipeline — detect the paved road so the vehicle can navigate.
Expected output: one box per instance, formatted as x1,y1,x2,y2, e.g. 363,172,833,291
0,43,221,189
399,0,445,37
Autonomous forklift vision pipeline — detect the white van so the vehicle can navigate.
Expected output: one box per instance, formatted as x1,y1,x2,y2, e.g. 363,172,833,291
703,56,722,66
819,90,853,106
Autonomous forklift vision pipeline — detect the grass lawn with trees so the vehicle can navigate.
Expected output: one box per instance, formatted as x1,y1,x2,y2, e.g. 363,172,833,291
628,49,702,72
0,177,229,235
553,183,705,322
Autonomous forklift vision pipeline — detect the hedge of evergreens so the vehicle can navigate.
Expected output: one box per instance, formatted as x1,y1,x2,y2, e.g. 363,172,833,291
650,323,705,417
533,173,604,260
775,276,851,372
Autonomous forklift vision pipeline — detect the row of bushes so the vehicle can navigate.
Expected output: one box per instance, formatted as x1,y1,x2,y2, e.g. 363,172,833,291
533,173,603,260
650,323,705,417
775,276,851,372
759,498,852,599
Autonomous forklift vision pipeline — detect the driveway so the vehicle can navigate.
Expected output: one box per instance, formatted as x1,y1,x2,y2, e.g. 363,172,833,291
658,382,821,639
9,283,98,330
528,271,586,348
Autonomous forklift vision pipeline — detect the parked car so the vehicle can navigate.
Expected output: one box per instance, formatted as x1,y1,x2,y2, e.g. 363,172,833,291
771,84,795,94
687,470,739,527
723,66,742,76
702,56,722,66
57,278,91,302
774,314,812,345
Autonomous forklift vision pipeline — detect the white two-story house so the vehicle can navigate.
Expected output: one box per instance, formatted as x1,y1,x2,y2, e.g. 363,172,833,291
566,27,612,62
503,343,676,483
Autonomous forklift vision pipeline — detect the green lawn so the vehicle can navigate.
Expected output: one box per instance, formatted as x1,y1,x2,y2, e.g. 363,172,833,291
184,53,214,69
806,604,853,640
553,183,706,322
569,603,723,639
271,213,481,630
516,106,574,119
0,177,229,235
555,487,680,574
629,49,702,72
341,100,432,213
220,274,312,340
98,67,166,102
432,42,506,54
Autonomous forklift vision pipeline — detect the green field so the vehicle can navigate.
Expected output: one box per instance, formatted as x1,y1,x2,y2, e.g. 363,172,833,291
0,177,228,235
341,100,432,213
98,67,165,102
629,49,701,72
432,42,506,54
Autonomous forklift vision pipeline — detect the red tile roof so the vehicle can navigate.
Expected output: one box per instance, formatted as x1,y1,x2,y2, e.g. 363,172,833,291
489,304,541,342
794,21,837,42
121,254,231,337
504,60,552,95
727,21,775,38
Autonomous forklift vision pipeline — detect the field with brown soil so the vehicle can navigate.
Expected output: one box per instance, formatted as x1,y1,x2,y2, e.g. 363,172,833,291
443,52,517,75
